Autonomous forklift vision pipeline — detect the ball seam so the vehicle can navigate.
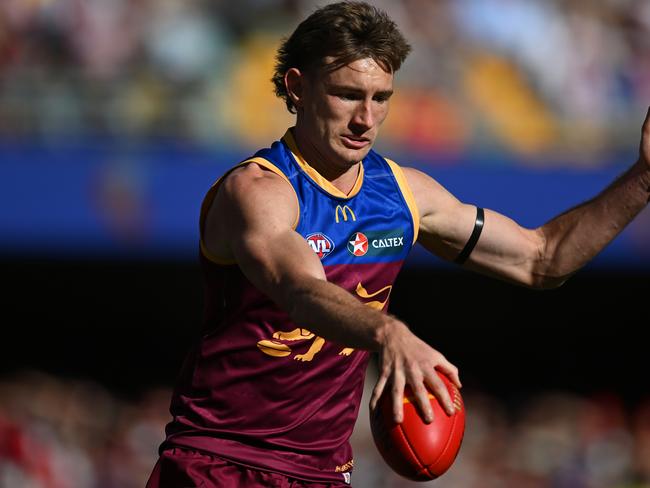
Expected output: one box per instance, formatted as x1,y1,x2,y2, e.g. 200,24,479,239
396,422,426,472
429,410,457,471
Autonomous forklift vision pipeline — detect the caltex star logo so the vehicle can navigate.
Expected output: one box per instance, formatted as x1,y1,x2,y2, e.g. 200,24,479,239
347,232,369,256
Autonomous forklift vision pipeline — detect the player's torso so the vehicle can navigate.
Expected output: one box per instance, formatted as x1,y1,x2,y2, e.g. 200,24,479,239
164,130,418,482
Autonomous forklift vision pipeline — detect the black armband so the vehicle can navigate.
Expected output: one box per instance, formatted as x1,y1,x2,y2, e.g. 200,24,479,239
454,207,484,265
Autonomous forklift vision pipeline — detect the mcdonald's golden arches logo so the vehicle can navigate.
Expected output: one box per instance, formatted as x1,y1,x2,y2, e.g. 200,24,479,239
335,205,356,223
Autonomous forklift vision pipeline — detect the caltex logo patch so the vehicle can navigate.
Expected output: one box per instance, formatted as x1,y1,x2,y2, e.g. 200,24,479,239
306,233,335,259
347,232,369,256
347,229,406,258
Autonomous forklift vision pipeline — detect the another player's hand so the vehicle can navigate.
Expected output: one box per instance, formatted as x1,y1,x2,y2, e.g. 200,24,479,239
369,318,461,424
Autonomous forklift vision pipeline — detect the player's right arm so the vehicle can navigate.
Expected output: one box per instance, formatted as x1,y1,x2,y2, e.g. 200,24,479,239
202,162,460,422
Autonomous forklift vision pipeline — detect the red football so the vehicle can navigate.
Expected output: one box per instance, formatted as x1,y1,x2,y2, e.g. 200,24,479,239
370,372,466,481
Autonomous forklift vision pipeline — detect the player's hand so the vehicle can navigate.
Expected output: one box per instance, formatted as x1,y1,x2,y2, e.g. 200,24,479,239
369,319,461,424
641,106,650,168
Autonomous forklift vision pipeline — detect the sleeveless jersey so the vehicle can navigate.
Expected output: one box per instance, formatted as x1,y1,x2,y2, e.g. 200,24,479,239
161,129,419,484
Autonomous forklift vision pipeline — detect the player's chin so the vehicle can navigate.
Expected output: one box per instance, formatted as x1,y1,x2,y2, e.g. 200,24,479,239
339,144,373,164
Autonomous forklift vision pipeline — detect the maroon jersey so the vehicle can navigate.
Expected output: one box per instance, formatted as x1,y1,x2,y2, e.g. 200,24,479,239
161,131,419,484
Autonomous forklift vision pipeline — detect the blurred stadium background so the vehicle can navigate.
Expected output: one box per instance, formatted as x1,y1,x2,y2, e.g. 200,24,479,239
2,0,650,487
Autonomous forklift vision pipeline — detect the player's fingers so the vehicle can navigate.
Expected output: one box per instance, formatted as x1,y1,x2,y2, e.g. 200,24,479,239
642,107,650,138
391,369,406,424
425,371,455,417
410,380,433,424
435,359,462,389
370,372,389,411
640,107,650,158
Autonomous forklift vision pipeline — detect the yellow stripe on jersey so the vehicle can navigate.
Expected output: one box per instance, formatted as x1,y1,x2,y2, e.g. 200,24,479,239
199,157,301,265
384,159,420,244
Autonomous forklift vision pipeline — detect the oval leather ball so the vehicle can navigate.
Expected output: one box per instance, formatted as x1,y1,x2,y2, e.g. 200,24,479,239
370,372,465,481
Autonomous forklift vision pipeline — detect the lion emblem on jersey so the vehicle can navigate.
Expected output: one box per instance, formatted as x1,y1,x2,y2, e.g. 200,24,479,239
256,282,392,361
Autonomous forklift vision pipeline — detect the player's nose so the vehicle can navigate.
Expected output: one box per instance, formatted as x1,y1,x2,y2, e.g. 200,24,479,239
351,100,374,132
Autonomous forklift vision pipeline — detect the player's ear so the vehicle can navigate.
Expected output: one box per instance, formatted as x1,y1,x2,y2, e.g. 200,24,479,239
285,68,304,109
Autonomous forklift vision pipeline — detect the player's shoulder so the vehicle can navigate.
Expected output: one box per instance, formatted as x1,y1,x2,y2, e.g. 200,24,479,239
223,161,284,187
388,164,457,217
398,165,428,180
395,165,443,190
221,161,293,201
382,158,425,180
215,161,298,224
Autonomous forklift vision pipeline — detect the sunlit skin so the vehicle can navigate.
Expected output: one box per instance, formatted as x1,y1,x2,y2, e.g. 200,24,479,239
285,57,394,193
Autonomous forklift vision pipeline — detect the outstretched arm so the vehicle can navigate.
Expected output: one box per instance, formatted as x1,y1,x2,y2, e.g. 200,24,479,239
408,108,650,288
203,162,461,423
536,112,650,282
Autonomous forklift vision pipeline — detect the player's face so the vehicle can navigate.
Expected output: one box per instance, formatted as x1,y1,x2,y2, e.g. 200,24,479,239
299,57,394,171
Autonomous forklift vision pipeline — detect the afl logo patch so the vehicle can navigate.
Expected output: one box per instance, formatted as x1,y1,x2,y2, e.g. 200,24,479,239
347,232,369,256
306,233,335,259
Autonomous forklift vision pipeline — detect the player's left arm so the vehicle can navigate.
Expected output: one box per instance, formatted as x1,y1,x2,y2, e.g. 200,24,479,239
407,108,650,288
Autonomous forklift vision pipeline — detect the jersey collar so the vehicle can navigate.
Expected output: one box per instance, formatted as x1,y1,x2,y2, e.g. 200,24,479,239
282,129,364,199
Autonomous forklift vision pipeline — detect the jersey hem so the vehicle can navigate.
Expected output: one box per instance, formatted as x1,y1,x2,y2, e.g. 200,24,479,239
161,435,353,484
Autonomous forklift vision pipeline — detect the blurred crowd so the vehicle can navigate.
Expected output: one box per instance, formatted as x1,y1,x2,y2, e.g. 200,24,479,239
1,369,649,488
1,0,649,163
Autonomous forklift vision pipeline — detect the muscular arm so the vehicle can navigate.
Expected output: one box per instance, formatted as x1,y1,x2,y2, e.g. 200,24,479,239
203,163,460,421
409,109,650,288
537,159,649,283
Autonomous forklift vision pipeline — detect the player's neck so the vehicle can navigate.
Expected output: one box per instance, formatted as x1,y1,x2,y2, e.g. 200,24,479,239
290,126,361,195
